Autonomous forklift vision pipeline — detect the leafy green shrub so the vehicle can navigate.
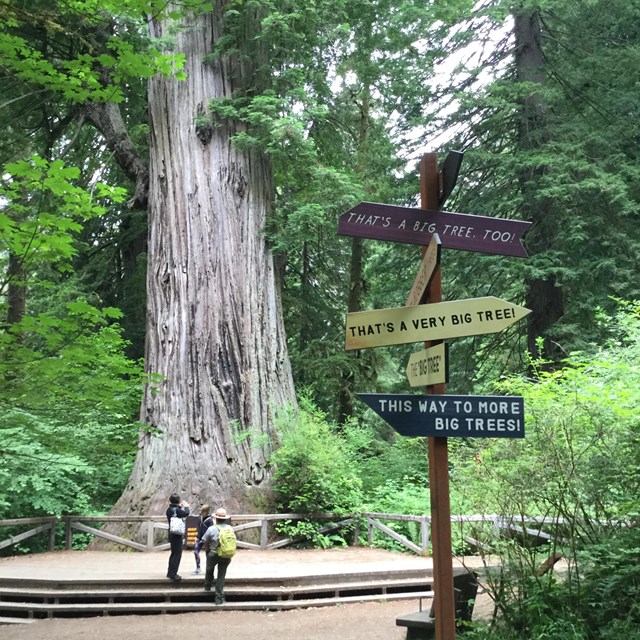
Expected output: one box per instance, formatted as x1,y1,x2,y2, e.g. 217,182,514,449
448,301,640,638
271,397,363,546
579,527,640,639
0,156,144,540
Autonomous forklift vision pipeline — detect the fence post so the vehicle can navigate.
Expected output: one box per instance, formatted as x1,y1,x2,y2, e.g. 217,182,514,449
421,516,430,555
48,518,57,551
64,517,73,550
367,517,374,546
147,520,155,551
352,515,360,546
260,519,268,549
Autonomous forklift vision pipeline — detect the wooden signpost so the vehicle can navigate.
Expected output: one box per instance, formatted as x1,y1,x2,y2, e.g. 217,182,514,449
337,151,531,640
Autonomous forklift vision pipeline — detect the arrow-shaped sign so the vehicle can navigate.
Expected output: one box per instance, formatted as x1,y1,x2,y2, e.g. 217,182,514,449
358,393,525,439
439,151,464,206
406,343,448,387
406,233,441,306
345,296,530,351
337,201,531,257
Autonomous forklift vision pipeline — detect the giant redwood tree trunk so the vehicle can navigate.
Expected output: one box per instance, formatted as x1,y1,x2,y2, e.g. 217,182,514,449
110,4,295,521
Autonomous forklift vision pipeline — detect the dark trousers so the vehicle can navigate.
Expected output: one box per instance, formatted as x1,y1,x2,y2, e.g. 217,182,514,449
167,533,183,578
193,539,203,569
204,552,231,603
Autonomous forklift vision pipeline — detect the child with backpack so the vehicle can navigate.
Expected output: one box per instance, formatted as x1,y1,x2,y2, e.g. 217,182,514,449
202,507,237,604
192,504,214,574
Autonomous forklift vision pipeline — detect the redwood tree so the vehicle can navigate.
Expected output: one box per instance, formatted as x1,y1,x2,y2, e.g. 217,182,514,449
1,0,296,516
110,3,296,517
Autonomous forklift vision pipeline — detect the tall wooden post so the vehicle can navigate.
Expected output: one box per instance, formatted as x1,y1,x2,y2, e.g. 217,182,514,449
421,153,456,640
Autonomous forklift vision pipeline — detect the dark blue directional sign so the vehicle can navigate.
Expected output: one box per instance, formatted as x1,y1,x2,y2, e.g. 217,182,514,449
358,394,525,438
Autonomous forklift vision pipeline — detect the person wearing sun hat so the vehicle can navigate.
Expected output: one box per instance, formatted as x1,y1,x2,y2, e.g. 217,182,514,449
202,507,236,604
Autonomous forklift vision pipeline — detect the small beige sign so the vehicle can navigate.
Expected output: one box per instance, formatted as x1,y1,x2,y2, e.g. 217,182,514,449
406,343,448,387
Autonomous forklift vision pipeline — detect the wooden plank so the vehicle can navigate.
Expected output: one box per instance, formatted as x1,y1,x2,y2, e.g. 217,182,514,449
0,591,436,615
337,201,531,257
359,393,525,439
368,517,422,555
406,233,441,306
264,519,353,550
237,541,261,550
71,522,147,552
363,512,428,522
0,524,54,551
406,343,448,387
345,296,530,350
0,517,57,526
232,520,262,532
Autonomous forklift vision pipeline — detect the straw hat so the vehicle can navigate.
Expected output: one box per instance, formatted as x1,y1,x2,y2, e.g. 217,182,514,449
214,507,229,520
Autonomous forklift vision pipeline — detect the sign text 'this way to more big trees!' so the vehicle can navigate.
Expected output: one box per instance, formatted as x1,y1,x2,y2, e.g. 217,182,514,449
358,394,525,439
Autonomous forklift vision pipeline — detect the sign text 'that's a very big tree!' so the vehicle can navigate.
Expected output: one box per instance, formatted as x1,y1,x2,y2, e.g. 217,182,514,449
344,296,531,351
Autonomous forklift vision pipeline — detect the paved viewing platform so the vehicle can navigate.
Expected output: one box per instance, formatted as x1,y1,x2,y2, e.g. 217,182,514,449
0,547,484,584
0,547,490,625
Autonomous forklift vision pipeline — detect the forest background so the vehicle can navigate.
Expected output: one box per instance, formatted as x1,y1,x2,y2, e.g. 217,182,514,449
1,0,639,638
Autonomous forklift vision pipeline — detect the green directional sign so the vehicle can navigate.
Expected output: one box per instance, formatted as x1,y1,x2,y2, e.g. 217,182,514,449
406,343,448,387
345,296,530,351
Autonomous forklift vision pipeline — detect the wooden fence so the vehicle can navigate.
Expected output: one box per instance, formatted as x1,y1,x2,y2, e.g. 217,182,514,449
0,512,569,555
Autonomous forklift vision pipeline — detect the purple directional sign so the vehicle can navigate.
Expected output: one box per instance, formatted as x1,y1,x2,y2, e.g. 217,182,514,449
358,393,525,438
338,202,531,257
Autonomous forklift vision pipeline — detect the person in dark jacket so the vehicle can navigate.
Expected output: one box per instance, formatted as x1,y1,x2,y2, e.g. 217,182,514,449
166,493,189,582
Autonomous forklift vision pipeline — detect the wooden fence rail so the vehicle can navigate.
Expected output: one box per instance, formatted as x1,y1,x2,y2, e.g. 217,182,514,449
0,512,569,555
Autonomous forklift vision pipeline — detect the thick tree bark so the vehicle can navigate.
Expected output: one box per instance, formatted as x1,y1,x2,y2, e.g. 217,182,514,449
110,3,295,521
514,9,564,361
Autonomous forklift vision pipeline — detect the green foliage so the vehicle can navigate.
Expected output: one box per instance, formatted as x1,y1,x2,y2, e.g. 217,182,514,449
452,301,640,526
451,300,640,637
0,153,145,525
0,156,125,277
0,284,145,521
272,397,364,515
0,1,191,103
579,527,640,639
435,0,640,366
270,397,363,545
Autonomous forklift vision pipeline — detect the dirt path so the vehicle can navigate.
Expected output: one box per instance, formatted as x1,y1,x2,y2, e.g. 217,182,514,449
0,590,496,640
0,594,495,640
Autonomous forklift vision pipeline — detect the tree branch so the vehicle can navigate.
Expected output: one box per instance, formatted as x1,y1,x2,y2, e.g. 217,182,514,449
82,101,149,209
